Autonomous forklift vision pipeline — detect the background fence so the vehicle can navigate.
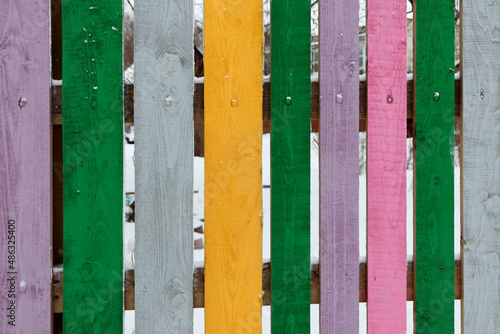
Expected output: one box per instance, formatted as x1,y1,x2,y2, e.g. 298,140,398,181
0,0,499,333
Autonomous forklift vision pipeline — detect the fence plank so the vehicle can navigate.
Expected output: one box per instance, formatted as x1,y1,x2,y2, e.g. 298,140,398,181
204,0,263,331
462,0,500,331
134,0,194,332
366,0,407,332
319,0,359,332
270,0,311,331
414,0,455,332
0,1,51,332
62,2,123,332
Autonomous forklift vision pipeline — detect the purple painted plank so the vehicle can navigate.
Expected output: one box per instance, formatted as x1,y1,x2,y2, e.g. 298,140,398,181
0,1,52,333
319,0,360,331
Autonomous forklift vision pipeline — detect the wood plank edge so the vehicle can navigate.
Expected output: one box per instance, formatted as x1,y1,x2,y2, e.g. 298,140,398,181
52,260,462,312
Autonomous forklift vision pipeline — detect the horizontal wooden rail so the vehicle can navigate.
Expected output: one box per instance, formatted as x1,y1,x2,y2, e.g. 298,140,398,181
52,260,462,313
50,79,461,125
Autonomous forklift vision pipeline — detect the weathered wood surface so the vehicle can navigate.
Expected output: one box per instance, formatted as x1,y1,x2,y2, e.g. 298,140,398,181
204,0,263,331
50,80,462,124
62,1,123,332
414,0,455,332
366,0,407,332
462,0,500,332
134,0,194,333
319,0,359,331
53,261,463,312
0,1,52,332
270,0,311,331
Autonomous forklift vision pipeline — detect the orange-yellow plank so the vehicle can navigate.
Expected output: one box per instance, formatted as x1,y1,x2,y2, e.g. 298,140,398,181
204,0,263,332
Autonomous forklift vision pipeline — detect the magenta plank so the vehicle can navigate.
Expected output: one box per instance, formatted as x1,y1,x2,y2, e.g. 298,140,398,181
366,0,407,332
319,0,359,331
0,1,52,333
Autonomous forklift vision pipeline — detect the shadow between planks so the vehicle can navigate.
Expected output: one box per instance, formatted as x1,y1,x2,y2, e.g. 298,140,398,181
50,80,461,125
52,261,462,312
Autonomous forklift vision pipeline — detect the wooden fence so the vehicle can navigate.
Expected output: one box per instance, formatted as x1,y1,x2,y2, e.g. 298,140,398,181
0,0,499,333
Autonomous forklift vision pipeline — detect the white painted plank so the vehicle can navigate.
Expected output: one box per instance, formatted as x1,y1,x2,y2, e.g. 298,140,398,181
462,1,500,332
134,0,194,332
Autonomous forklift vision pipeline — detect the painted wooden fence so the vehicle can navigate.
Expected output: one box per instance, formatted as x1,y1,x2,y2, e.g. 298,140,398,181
0,0,499,333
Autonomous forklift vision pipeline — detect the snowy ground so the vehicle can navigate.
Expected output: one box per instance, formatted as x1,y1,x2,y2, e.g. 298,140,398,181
123,132,462,333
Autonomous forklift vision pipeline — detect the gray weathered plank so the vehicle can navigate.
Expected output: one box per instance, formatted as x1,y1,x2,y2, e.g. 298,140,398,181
134,0,194,332
462,0,500,332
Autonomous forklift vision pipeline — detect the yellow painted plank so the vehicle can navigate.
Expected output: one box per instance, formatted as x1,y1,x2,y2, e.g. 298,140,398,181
204,0,263,332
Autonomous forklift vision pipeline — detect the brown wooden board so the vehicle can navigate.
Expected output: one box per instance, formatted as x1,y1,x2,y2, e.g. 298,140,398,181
52,261,462,312
51,80,462,124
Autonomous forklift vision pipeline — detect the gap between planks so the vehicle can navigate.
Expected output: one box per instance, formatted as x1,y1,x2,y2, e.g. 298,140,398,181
52,260,462,313
50,80,461,124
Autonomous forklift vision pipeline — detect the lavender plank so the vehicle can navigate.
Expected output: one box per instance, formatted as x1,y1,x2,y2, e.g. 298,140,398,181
319,0,360,331
0,1,52,333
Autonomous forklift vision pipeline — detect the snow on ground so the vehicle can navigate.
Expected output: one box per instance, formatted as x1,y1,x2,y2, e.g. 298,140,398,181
123,132,462,333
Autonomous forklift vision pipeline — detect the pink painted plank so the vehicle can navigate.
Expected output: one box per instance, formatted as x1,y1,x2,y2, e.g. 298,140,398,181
319,0,359,331
366,0,407,332
0,1,52,333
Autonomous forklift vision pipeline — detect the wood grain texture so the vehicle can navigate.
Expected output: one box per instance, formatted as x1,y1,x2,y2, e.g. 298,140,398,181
270,0,311,331
366,0,407,332
134,0,194,332
413,0,455,332
204,0,263,331
319,0,359,332
0,1,52,332
462,0,500,332
62,2,123,332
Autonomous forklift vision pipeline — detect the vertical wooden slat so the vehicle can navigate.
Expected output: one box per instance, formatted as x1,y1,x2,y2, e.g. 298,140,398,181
134,0,194,332
319,0,359,331
413,0,455,331
270,0,311,331
0,1,52,332
366,0,407,332
62,2,123,332
204,0,263,332
462,0,500,331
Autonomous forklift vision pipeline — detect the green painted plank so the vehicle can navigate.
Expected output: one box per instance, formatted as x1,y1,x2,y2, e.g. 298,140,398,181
270,0,310,331
62,2,123,333
414,0,455,331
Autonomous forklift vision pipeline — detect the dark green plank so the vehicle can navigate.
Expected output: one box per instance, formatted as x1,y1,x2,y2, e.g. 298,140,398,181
270,0,310,331
414,0,455,332
62,2,123,333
